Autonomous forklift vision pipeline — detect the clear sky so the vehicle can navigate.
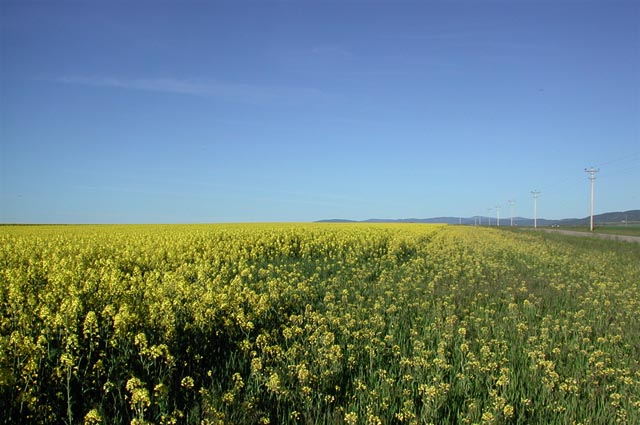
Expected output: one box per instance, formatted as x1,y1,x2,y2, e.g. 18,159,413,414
1,0,639,223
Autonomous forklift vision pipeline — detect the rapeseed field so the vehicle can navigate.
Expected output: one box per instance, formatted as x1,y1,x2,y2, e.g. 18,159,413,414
1,224,638,424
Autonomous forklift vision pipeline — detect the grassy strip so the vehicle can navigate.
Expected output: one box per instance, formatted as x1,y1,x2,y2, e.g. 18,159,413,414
549,225,640,237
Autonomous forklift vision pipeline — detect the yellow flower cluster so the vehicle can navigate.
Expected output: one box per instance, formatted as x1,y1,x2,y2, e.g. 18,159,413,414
1,223,639,424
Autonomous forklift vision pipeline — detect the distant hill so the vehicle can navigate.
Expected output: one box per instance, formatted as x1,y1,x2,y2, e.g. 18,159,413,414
316,209,640,226
316,217,469,224
553,210,640,226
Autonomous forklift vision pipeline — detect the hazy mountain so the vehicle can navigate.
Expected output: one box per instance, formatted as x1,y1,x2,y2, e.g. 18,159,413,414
316,210,640,226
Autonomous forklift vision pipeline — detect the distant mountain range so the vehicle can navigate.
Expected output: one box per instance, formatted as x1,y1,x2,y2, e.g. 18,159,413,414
316,209,640,227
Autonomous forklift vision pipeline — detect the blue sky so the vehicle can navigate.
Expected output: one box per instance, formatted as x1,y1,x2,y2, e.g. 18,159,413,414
1,0,639,223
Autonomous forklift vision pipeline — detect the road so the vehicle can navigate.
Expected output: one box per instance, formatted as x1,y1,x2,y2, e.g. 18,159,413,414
536,228,640,244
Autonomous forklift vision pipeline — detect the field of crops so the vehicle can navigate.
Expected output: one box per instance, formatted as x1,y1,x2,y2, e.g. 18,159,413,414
1,224,639,424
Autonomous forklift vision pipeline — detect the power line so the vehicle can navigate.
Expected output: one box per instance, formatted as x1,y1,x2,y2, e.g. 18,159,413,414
594,152,640,168
536,153,638,195
599,163,639,180
470,153,636,225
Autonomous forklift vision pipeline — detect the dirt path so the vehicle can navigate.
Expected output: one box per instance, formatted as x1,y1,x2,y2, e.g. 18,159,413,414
536,228,640,244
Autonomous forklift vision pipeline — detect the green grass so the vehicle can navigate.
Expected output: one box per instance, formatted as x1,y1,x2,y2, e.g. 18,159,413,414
558,225,640,237
2,224,640,424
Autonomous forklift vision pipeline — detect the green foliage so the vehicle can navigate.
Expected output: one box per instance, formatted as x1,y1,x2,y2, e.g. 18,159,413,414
1,224,639,424
559,225,640,237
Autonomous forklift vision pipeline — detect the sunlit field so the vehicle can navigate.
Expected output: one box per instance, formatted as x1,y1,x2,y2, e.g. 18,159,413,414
1,224,639,424
557,225,640,237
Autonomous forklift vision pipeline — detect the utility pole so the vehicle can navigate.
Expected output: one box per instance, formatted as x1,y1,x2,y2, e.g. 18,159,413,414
531,191,540,229
495,206,501,227
487,208,492,226
508,200,516,226
585,167,599,232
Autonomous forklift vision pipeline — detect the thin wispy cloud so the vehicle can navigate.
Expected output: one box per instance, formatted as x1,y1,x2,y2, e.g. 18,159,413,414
54,76,338,105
